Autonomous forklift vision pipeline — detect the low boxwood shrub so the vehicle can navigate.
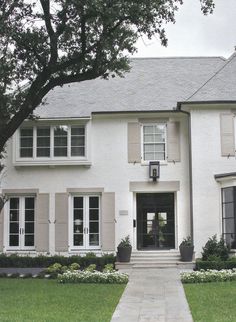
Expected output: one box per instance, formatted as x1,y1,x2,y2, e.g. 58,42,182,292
0,253,115,269
181,269,236,284
196,258,236,271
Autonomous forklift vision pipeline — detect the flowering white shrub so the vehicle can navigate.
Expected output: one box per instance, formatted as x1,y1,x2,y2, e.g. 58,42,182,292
181,269,236,284
58,270,129,284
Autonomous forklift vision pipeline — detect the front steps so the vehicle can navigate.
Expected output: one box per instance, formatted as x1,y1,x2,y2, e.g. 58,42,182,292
116,250,195,270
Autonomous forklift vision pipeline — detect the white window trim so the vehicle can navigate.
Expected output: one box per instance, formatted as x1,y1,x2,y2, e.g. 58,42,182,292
5,196,35,251
141,122,167,165
68,194,101,251
13,120,91,166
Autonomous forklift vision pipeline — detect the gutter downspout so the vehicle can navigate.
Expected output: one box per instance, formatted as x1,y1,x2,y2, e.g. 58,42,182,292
178,108,194,244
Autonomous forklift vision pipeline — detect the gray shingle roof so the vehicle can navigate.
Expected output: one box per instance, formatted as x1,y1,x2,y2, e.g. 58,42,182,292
35,57,225,118
187,53,236,102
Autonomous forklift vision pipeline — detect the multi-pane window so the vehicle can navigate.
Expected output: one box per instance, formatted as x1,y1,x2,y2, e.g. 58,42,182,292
222,187,236,248
142,124,166,161
19,124,86,159
71,126,85,157
37,127,50,157
54,126,68,157
20,128,33,157
8,196,35,249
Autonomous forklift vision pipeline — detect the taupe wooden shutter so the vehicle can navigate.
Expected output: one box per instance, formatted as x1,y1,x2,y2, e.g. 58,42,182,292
55,193,68,252
220,113,235,156
35,193,49,252
167,122,181,162
128,122,141,163
0,206,3,251
101,192,115,251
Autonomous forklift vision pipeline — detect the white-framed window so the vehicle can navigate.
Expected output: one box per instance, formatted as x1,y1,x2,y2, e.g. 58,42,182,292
7,196,35,250
141,123,167,161
16,123,87,163
69,195,100,250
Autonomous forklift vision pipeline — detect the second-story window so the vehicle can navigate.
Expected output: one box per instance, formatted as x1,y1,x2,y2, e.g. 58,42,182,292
71,126,85,156
19,124,86,159
54,126,68,157
20,128,33,157
142,123,166,161
37,127,50,157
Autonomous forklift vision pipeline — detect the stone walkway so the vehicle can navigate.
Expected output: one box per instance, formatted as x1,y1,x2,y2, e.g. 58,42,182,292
111,268,193,322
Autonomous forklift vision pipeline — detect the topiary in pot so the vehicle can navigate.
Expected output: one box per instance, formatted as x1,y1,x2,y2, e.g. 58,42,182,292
117,235,132,262
179,236,194,262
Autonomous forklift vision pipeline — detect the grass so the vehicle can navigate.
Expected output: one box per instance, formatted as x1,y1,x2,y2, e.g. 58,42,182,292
184,281,236,322
0,278,125,322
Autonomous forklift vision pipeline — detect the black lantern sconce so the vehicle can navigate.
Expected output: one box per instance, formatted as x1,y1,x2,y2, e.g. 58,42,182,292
149,161,160,182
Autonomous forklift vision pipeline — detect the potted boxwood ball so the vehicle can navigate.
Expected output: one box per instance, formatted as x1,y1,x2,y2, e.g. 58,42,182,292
179,236,194,262
117,235,132,262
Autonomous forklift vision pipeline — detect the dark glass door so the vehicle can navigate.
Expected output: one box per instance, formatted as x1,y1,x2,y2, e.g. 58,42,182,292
137,193,175,249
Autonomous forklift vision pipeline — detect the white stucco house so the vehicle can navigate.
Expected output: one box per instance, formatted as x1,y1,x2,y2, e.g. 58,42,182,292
1,52,236,260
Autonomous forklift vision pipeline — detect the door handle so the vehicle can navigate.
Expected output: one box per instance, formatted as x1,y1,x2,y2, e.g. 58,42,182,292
19,228,21,234
86,228,89,234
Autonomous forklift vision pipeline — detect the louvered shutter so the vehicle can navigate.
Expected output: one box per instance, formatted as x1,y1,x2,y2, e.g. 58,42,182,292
35,193,49,252
55,193,68,252
167,122,181,162
101,192,115,251
127,123,141,163
220,113,235,156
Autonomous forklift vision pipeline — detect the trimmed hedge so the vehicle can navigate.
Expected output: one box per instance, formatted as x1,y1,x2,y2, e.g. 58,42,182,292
196,258,236,271
0,253,116,270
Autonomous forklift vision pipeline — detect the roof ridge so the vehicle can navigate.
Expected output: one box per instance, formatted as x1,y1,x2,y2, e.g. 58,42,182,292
185,52,236,102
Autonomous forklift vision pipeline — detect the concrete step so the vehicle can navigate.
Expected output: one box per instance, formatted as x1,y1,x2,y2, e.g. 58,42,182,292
115,261,195,270
130,259,180,264
130,251,181,262
131,255,180,259
115,250,195,270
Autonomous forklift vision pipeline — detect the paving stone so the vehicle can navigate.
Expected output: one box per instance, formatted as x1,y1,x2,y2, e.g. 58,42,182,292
110,268,193,322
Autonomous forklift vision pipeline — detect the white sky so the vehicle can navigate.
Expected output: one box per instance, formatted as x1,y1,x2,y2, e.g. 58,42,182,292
134,0,236,59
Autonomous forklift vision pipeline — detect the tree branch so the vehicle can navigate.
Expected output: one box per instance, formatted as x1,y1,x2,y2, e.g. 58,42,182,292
40,0,58,64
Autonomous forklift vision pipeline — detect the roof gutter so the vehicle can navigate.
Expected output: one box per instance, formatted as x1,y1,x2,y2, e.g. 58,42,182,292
177,100,236,110
92,109,180,115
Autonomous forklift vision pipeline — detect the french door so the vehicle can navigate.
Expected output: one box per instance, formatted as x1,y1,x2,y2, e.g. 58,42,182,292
71,195,100,250
7,196,35,250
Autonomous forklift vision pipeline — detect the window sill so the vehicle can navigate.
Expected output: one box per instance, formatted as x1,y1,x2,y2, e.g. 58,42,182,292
13,160,92,167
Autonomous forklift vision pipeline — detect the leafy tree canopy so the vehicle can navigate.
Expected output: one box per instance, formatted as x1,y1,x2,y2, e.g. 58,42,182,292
0,0,214,156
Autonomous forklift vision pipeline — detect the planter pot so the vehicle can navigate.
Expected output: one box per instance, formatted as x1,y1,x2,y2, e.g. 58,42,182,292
179,245,194,262
117,246,132,262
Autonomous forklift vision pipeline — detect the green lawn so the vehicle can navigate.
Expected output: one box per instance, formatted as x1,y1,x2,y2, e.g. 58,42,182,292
184,281,236,322
0,278,125,322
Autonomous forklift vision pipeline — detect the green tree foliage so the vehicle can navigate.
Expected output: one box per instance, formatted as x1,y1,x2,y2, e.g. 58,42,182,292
0,0,214,160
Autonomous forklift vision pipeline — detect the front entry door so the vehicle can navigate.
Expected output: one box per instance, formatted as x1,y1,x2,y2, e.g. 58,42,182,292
137,193,175,249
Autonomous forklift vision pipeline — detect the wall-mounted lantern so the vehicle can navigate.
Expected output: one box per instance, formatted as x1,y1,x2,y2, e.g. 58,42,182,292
149,161,160,182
